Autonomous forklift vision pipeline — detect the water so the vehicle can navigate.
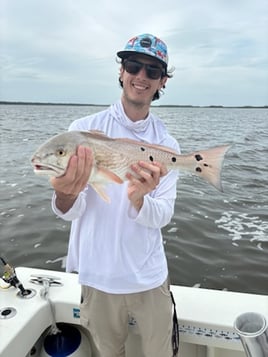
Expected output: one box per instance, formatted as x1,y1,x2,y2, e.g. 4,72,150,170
0,104,267,295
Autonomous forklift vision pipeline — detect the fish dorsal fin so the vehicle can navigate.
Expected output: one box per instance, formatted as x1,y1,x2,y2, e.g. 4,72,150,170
85,130,116,141
88,130,107,136
116,137,179,155
86,131,179,156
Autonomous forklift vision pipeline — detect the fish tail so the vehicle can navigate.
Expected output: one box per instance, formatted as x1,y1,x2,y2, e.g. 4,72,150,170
188,144,232,191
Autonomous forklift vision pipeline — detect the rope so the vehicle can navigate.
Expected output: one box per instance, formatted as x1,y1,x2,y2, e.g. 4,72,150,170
40,278,61,335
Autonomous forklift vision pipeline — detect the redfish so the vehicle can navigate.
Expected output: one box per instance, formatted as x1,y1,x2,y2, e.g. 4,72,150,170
31,130,231,202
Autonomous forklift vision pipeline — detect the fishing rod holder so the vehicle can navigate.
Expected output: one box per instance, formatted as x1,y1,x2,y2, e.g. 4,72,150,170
234,312,268,357
17,288,36,299
0,307,17,319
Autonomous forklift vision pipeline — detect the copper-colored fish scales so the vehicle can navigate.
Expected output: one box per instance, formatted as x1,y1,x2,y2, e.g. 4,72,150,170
31,130,231,202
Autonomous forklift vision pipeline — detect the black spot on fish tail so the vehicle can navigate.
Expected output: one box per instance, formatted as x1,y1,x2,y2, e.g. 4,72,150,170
149,155,154,162
195,154,203,161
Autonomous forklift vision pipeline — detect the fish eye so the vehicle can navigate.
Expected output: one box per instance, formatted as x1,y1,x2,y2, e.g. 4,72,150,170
57,148,65,156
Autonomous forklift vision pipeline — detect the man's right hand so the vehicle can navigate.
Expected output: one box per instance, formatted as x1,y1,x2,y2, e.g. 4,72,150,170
50,146,93,213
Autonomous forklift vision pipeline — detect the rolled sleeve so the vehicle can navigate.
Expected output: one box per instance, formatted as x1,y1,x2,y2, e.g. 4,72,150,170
135,195,175,228
128,170,178,229
51,190,87,221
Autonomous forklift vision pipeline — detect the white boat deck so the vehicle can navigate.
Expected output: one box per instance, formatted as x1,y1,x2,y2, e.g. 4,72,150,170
1,267,267,357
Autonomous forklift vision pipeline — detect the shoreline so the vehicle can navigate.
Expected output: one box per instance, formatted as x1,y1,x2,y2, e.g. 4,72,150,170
0,101,267,109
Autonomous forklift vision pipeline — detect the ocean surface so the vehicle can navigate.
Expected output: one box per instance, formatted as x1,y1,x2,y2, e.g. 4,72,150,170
0,104,267,295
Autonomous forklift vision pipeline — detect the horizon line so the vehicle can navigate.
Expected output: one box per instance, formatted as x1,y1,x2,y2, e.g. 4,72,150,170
0,100,267,109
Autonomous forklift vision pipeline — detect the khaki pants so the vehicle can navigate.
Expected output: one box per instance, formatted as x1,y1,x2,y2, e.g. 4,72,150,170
80,279,173,357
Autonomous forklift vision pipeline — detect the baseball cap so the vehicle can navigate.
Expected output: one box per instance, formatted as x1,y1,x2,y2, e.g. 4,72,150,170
117,33,168,68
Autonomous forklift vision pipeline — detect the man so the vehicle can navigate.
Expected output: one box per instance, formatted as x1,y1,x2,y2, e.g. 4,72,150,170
50,33,180,357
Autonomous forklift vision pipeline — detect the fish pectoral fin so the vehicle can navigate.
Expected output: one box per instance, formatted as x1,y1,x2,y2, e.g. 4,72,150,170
97,167,124,184
88,168,123,203
90,183,111,203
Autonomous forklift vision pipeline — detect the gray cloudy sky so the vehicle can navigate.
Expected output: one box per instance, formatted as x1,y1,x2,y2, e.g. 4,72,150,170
1,0,267,106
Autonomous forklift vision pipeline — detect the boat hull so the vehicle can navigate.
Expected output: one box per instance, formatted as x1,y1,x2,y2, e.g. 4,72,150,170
1,267,268,357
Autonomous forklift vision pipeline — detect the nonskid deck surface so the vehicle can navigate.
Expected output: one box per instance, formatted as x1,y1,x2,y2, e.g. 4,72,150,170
1,267,267,357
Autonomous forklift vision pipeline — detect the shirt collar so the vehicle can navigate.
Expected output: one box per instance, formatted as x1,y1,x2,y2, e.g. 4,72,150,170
110,100,153,132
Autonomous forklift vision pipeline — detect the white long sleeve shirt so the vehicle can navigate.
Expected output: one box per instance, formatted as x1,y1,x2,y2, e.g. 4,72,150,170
52,100,180,293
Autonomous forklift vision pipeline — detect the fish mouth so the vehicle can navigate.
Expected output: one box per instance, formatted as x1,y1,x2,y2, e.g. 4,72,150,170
32,162,64,177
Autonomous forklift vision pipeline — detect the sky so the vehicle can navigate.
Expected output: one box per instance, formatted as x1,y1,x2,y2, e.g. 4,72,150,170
0,0,267,106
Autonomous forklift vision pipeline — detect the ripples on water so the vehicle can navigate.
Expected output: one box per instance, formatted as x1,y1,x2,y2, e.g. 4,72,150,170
0,104,267,295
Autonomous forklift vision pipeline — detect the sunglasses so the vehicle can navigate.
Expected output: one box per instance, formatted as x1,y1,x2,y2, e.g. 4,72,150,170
123,59,165,80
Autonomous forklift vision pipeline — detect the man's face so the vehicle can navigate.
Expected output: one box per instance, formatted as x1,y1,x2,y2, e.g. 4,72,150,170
120,54,167,106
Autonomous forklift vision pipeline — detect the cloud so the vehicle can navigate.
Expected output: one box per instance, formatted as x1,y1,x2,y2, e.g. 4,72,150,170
1,0,267,105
